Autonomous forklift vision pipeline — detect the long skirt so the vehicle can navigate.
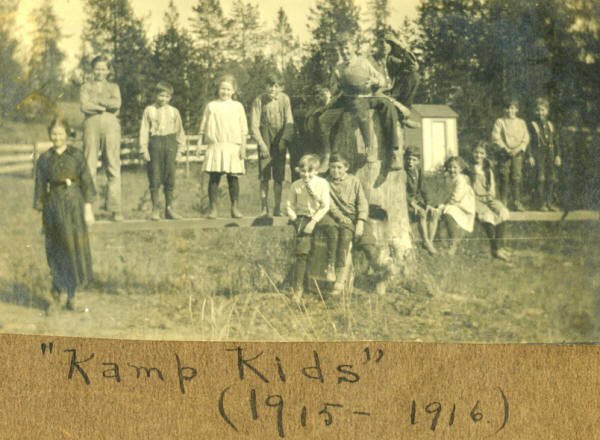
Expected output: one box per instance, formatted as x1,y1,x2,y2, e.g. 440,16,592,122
43,186,93,295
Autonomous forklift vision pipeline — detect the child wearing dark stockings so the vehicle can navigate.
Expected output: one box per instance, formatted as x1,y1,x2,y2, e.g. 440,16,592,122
139,81,186,220
199,75,248,218
469,143,511,261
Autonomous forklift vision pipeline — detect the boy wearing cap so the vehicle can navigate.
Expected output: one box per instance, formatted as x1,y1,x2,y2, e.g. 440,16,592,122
404,146,438,254
139,81,186,220
383,32,420,108
251,74,295,217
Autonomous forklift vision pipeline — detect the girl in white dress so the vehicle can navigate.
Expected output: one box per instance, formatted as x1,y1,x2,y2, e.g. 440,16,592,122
432,156,476,254
200,75,248,218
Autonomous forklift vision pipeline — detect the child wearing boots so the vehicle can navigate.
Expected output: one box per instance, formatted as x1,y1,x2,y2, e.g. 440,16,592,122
491,98,530,211
286,154,336,297
468,142,511,261
251,74,295,217
139,81,186,220
200,75,248,219
529,97,562,211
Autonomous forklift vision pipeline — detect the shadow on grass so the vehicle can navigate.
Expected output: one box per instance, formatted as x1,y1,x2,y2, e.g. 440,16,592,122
0,281,50,311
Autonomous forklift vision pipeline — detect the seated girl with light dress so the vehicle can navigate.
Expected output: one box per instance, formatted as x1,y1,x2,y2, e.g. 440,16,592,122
468,142,511,261
431,156,476,255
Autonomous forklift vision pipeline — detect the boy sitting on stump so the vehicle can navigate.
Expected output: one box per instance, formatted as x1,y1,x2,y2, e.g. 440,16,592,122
404,146,438,254
318,34,404,171
326,153,390,294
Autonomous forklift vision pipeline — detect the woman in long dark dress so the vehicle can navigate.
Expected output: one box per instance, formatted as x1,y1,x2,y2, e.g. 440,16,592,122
34,118,96,310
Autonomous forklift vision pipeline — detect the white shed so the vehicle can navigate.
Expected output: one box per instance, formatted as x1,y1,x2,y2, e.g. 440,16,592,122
404,104,459,172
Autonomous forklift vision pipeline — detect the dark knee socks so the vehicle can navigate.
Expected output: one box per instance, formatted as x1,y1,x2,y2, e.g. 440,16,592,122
208,173,221,207
495,222,506,250
362,244,381,270
482,221,507,254
294,255,307,291
227,175,239,202
482,222,497,254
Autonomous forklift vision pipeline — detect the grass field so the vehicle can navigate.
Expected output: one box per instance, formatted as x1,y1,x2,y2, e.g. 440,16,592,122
0,162,599,342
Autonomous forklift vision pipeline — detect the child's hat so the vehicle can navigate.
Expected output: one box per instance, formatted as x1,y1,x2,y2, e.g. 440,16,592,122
404,145,420,158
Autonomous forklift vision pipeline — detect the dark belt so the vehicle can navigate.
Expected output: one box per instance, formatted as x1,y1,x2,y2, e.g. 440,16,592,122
49,180,78,189
150,133,177,140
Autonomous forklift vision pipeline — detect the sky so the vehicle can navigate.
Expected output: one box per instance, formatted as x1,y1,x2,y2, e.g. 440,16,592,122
14,0,420,71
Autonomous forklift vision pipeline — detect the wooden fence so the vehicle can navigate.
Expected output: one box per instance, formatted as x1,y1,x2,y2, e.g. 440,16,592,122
0,135,260,177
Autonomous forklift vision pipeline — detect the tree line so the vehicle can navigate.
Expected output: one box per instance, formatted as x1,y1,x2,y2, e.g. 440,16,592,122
1,0,599,139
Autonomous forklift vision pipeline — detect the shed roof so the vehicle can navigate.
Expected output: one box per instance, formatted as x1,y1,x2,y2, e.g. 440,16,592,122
411,104,458,118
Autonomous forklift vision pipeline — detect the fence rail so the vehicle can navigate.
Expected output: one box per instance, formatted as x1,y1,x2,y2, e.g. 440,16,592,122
0,135,259,177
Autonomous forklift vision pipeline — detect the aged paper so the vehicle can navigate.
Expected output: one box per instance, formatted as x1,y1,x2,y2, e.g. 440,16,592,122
1,0,598,437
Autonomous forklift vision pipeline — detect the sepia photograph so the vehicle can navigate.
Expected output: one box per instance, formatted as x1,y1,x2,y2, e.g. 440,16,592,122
1,0,599,344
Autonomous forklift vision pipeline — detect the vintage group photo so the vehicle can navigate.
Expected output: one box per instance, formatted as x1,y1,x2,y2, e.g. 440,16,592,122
0,0,598,342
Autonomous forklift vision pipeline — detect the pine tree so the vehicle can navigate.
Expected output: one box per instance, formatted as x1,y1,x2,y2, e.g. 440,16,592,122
80,0,152,133
189,0,230,72
227,1,266,62
304,0,362,87
417,0,596,140
152,1,200,129
28,0,65,100
418,0,497,140
0,0,24,117
271,7,299,72
367,0,393,61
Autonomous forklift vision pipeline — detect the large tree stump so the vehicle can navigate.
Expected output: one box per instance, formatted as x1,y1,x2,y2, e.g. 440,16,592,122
332,110,412,263
306,109,413,290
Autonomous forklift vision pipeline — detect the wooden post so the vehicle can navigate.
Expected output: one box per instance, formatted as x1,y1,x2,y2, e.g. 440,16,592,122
185,136,190,179
32,142,38,178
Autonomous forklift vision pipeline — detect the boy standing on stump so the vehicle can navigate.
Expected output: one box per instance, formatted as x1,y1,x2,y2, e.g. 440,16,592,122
139,81,186,220
251,75,295,217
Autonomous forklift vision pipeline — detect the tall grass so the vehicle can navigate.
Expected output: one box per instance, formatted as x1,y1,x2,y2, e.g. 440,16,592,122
0,169,599,342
